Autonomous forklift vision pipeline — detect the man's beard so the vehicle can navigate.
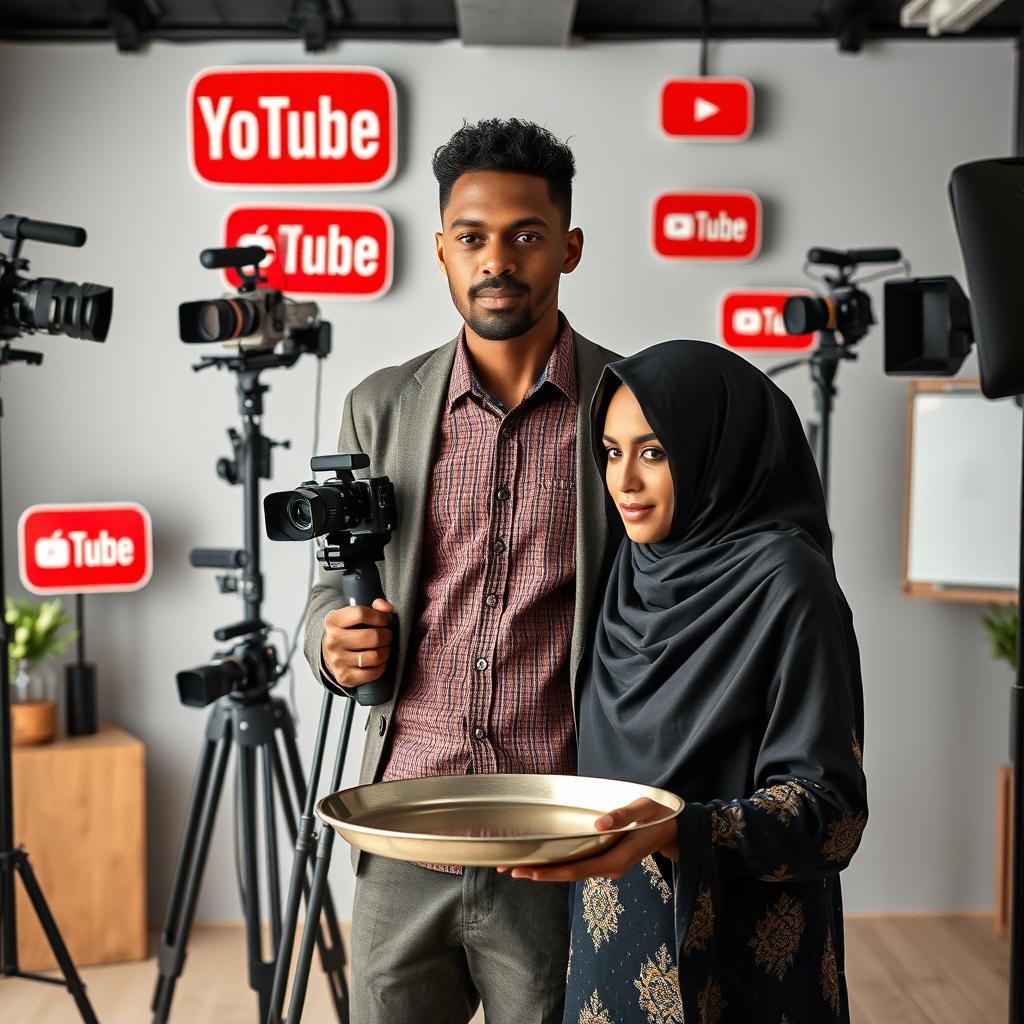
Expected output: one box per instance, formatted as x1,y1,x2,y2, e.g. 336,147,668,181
464,305,536,341
460,275,535,341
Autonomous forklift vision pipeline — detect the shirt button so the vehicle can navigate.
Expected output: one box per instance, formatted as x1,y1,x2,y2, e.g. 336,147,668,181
473,726,487,740
476,658,488,671
485,594,498,608
496,485,511,502
492,538,506,554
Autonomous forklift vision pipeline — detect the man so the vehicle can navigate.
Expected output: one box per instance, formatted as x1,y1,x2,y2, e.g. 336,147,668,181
303,118,619,1024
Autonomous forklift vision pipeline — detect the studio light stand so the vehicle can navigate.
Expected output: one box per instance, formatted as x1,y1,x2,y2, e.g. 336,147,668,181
151,345,346,1024
767,328,852,507
0,343,98,1022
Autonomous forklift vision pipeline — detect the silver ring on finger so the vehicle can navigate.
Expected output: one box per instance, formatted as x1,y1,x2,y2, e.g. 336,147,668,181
357,653,363,669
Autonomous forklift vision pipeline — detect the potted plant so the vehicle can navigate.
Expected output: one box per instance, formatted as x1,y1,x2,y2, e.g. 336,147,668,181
983,603,1018,675
5,597,76,745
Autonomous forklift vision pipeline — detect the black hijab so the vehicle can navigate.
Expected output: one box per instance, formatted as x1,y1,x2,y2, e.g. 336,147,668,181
578,340,863,806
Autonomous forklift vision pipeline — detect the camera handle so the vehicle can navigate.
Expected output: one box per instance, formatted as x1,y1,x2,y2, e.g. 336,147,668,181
337,562,396,708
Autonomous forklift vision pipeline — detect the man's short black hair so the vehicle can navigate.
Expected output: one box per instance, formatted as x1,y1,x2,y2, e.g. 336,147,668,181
433,118,576,224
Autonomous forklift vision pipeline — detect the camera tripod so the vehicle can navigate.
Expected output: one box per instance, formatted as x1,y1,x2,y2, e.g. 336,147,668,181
0,344,98,1021
152,352,347,1024
264,526,395,1024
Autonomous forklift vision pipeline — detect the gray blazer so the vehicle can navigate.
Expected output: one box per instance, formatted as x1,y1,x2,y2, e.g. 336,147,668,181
303,330,621,802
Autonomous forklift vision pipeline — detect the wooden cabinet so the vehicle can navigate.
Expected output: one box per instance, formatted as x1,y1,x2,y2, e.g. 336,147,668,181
12,722,147,970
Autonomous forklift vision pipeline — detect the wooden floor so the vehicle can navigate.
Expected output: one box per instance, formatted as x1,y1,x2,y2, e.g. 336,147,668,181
0,915,1009,1023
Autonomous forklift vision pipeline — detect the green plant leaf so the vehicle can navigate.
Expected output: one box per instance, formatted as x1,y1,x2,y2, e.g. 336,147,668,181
982,604,1019,672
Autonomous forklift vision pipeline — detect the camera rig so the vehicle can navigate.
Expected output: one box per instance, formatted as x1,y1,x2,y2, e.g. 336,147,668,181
772,246,907,504
152,245,345,1024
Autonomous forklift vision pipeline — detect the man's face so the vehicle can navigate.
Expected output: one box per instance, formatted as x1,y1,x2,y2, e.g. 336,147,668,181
435,170,582,341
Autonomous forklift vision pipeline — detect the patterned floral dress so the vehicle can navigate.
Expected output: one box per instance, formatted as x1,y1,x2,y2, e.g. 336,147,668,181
564,756,867,1024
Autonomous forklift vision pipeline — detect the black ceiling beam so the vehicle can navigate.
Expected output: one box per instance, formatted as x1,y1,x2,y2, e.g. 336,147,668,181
0,26,456,43
0,24,1020,44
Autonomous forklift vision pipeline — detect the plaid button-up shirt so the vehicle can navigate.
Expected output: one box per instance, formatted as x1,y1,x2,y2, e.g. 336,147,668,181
381,318,579,820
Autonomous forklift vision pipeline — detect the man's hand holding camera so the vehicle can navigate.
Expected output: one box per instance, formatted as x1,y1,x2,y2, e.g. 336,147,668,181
322,598,395,690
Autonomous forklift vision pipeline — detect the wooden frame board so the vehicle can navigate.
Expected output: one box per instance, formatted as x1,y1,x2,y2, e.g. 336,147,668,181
901,379,1017,605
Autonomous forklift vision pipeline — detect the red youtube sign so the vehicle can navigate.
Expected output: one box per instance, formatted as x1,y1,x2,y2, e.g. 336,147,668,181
653,192,761,262
661,78,754,141
189,66,397,189
720,290,816,351
18,504,153,595
223,205,393,299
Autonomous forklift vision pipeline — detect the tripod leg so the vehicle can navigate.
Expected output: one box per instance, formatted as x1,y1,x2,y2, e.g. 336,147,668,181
285,826,340,1022
281,712,349,1021
152,707,232,1024
14,852,99,1023
0,851,16,974
266,750,317,1024
262,745,283,951
266,695,342,1024
238,738,276,1022
282,697,356,1024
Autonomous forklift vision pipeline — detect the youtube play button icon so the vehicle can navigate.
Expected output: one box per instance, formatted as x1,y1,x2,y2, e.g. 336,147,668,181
661,78,754,141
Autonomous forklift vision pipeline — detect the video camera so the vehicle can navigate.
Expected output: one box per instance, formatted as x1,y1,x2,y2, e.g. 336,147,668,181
0,214,113,344
783,246,904,346
265,453,396,547
177,637,279,709
264,453,398,707
178,245,329,359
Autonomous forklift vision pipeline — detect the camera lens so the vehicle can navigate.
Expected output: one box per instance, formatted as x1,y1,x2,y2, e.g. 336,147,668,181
264,484,352,541
179,297,262,344
176,658,246,708
200,304,222,340
287,496,314,532
783,295,834,336
13,277,113,341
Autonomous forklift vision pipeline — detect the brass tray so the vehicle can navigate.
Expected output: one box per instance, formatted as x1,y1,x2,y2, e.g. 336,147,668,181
316,773,683,867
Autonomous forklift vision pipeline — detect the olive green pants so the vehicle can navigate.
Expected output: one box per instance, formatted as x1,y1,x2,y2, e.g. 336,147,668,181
350,853,571,1024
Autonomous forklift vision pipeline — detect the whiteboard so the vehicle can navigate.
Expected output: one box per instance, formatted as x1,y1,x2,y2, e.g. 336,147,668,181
907,388,1021,590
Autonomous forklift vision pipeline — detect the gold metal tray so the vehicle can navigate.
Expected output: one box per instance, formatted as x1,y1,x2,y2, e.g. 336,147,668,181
316,773,684,867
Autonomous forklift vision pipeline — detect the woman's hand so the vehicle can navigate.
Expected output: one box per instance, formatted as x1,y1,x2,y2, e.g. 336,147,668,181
497,797,679,882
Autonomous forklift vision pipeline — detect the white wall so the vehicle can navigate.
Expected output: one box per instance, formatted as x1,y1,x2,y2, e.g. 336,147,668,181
0,37,1015,925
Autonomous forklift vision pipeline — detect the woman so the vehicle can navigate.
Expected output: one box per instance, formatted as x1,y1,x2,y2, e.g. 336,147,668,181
501,340,867,1023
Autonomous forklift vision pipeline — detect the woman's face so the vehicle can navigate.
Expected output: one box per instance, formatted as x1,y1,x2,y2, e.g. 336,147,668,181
602,384,675,544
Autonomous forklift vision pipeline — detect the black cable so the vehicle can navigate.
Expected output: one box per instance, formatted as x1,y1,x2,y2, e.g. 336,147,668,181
278,353,325,721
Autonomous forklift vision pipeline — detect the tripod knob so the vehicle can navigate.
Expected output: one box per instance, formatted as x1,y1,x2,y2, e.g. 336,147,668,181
217,456,239,484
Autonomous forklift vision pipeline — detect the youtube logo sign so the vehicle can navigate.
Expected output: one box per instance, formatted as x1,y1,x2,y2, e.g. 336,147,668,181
189,66,397,189
19,503,153,594
661,78,754,141
720,290,816,351
653,191,762,262
223,205,393,299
